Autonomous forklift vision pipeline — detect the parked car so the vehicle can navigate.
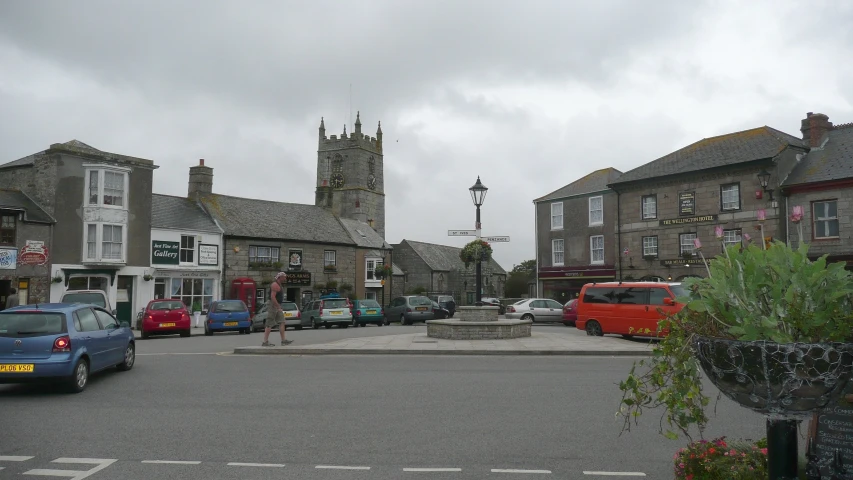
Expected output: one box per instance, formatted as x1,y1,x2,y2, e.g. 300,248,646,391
504,298,564,323
575,282,687,337
351,299,384,327
251,302,302,332
302,297,352,329
562,299,578,327
140,300,191,339
60,290,115,316
205,300,252,335
0,303,135,393
431,301,451,319
384,295,434,325
428,295,456,317
480,297,506,315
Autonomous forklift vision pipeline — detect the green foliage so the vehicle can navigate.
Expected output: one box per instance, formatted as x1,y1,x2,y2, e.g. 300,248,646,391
459,240,493,267
510,259,536,277
374,264,393,279
618,241,853,439
504,274,529,298
674,437,767,479
325,280,339,289
338,283,353,294
407,286,427,295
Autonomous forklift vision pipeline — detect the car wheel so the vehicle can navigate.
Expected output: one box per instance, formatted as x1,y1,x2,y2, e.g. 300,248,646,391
295,325,303,331
400,314,408,326
586,320,603,337
324,323,332,329
141,329,150,340
66,358,89,393
180,329,191,337
521,314,534,322
376,321,383,327
117,343,135,371
341,324,349,329
204,327,213,336
245,328,251,335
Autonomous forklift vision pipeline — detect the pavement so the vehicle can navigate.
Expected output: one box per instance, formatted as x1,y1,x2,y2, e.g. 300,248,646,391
233,331,656,356
133,325,208,339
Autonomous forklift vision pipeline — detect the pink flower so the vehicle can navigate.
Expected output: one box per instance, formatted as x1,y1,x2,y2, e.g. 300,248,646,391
791,205,804,223
743,233,752,242
693,238,702,249
760,448,768,455
714,225,724,239
756,209,766,221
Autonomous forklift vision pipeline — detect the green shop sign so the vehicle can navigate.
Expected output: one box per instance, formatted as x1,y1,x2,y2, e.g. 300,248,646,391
152,241,179,265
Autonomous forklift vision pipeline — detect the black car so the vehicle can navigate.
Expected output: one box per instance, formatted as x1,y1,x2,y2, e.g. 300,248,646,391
430,295,456,317
431,301,451,319
480,297,506,315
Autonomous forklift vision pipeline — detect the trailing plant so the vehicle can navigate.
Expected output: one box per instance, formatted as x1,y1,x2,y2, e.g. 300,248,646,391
374,264,393,279
313,282,326,290
618,241,853,439
674,437,768,480
52,275,63,284
339,283,353,294
326,280,339,289
459,239,493,268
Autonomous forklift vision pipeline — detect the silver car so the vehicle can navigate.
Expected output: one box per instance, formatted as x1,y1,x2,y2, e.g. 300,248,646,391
384,295,434,325
504,298,564,323
251,302,302,332
302,297,352,329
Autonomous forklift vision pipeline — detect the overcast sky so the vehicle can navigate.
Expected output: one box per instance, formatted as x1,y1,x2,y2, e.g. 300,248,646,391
1,1,852,271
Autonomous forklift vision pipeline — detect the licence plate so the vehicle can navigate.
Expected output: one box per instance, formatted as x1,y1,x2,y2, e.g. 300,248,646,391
0,364,34,373
416,307,427,311
159,323,176,327
366,310,377,314
330,311,341,315
284,312,293,317
224,322,238,326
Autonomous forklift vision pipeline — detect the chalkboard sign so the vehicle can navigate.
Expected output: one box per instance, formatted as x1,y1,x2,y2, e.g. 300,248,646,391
679,191,695,216
809,382,853,478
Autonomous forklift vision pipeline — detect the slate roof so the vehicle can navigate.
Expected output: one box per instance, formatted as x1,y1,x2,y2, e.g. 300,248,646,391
534,168,622,202
338,218,391,250
198,194,356,245
610,127,805,185
391,263,405,276
401,240,507,274
0,140,157,170
152,194,222,233
0,189,55,223
783,126,853,186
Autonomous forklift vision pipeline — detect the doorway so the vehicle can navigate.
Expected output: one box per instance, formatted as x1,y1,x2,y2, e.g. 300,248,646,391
286,287,299,303
0,280,10,310
116,276,134,323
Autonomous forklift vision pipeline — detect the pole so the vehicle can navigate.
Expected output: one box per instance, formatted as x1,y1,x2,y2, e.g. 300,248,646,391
767,418,799,479
475,204,482,306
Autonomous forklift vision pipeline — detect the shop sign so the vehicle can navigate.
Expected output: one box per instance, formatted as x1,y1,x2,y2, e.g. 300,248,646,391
18,241,49,266
0,248,17,270
152,241,180,265
288,249,303,270
198,244,218,266
660,258,706,266
679,191,695,216
178,271,217,278
286,271,311,286
659,214,717,226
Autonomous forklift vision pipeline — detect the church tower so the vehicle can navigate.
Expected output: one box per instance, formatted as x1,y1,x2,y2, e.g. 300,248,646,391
315,112,386,238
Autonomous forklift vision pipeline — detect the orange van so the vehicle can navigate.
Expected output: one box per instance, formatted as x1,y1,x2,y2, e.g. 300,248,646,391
574,282,688,338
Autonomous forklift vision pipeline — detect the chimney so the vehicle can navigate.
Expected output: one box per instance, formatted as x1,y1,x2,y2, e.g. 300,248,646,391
801,112,833,148
188,158,213,200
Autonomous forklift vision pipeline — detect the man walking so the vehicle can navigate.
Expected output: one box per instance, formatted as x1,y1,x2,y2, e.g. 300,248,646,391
5,288,19,309
262,272,292,347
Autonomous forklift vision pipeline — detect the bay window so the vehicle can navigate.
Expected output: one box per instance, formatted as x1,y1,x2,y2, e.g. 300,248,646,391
83,223,125,263
84,165,129,208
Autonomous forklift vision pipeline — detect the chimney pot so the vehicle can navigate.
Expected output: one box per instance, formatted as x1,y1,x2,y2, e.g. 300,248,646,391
801,112,833,148
200,159,205,166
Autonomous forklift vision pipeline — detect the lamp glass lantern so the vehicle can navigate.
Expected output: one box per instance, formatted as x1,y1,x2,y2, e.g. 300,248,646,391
757,169,772,190
469,176,488,207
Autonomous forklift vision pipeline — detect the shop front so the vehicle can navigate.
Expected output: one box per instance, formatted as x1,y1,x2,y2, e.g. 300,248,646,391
538,266,616,303
152,269,220,313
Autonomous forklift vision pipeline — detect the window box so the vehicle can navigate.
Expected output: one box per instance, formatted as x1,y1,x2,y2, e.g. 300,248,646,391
323,265,338,272
642,254,657,261
248,261,282,270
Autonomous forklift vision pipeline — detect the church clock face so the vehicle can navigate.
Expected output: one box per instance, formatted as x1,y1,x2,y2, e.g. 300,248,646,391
367,174,377,190
331,172,345,189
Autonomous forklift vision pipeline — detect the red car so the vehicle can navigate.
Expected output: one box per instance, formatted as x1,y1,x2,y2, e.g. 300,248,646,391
562,299,578,326
141,299,192,339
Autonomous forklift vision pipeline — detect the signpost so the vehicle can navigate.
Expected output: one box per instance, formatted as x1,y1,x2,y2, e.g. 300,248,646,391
448,226,510,300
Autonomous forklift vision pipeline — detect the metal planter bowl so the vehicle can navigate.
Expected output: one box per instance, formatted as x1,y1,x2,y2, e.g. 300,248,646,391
693,336,853,418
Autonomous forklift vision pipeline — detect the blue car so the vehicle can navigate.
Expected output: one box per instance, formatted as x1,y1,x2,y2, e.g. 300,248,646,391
0,303,135,393
205,300,252,335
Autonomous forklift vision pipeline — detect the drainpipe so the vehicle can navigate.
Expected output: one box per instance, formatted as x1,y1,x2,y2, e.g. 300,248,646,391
784,194,790,247
533,201,539,297
616,191,622,281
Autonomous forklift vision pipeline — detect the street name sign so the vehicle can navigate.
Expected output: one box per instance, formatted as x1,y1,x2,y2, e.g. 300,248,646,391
448,230,477,236
483,236,510,242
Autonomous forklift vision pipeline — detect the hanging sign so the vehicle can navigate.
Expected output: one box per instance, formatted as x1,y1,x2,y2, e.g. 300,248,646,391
18,241,49,266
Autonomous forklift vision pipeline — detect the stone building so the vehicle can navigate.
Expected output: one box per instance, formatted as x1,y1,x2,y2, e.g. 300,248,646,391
0,189,54,307
533,168,621,302
391,239,507,305
608,126,807,281
0,140,158,323
781,113,853,267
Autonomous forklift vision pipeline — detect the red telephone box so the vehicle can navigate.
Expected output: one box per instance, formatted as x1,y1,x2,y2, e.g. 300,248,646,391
230,277,258,315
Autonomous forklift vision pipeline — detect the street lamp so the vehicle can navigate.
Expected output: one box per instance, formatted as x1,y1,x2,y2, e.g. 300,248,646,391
757,168,775,202
469,176,488,305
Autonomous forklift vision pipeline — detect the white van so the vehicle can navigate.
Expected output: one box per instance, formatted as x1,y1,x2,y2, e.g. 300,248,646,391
61,290,115,316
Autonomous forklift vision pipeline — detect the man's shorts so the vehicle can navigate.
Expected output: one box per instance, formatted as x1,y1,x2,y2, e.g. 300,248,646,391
265,307,285,328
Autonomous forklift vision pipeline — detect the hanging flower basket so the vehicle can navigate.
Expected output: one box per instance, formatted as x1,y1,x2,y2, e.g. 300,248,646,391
459,240,493,268
693,336,853,418
374,264,393,279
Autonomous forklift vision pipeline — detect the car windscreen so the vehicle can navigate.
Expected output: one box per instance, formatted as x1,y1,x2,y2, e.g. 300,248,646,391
62,293,106,308
323,299,348,309
150,301,185,311
214,301,247,312
409,296,432,306
281,302,298,311
669,284,690,300
359,300,380,308
0,312,67,338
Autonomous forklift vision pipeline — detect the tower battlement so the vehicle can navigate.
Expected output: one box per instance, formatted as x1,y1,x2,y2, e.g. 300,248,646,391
318,112,382,153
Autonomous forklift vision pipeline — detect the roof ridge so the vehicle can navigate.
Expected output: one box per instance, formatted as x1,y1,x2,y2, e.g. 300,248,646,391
208,192,323,208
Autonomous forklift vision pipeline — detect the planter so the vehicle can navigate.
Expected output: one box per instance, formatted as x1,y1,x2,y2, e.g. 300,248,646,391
693,336,853,418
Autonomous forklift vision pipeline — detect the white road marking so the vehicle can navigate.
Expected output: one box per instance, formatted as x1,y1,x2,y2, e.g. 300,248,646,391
492,469,551,474
403,468,462,472
583,472,646,477
227,462,285,468
316,465,371,470
24,458,117,480
0,456,34,461
141,460,201,465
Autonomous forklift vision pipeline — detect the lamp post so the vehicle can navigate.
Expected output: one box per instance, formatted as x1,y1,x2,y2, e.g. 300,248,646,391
469,176,488,306
757,168,775,202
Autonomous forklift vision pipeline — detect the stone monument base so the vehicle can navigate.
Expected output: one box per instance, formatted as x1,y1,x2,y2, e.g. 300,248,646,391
427,305,532,340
